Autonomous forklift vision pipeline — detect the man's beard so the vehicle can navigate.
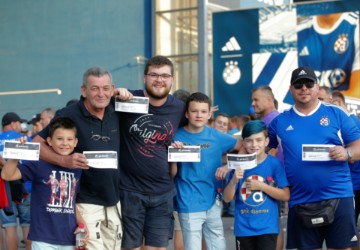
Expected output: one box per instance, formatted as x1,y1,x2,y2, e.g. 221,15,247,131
145,84,171,99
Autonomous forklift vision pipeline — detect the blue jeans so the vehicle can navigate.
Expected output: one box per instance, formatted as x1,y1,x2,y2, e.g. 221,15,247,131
0,193,31,227
179,202,226,250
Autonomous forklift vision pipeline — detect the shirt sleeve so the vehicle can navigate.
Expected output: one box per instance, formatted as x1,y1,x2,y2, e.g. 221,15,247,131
18,161,38,182
267,117,279,149
272,158,289,189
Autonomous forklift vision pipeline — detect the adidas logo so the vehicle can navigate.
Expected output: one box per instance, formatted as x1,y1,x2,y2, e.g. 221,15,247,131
298,70,307,76
222,36,241,52
286,125,294,131
299,46,309,56
351,235,358,242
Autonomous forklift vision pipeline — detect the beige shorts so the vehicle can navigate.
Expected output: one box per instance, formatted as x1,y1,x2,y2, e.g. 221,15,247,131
77,202,122,250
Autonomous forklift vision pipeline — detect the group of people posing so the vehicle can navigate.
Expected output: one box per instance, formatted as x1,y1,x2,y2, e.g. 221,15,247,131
0,55,360,250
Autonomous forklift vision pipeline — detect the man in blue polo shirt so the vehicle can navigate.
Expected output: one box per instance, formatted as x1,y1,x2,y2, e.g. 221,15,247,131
268,66,360,249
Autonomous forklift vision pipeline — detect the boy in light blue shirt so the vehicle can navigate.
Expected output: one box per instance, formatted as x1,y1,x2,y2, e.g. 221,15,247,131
171,92,241,250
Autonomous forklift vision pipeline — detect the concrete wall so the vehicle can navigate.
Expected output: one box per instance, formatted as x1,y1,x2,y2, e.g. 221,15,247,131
0,0,151,124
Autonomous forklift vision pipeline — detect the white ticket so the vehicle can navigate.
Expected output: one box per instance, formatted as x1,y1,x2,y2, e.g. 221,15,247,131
83,151,118,169
115,96,149,114
168,146,201,162
302,144,335,161
3,141,40,161
227,153,257,170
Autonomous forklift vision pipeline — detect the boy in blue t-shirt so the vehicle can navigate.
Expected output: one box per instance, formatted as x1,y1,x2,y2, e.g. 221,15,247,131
223,120,289,250
171,92,242,250
1,117,88,250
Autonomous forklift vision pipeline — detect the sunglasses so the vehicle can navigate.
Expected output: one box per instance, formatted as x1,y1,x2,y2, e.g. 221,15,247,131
292,81,315,90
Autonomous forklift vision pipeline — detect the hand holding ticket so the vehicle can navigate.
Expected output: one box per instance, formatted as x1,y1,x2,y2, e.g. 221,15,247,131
168,146,201,162
3,140,40,161
115,96,149,114
302,144,335,161
83,151,118,169
227,153,257,170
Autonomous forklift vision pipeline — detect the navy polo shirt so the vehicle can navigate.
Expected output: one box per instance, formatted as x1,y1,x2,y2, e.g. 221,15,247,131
39,96,120,206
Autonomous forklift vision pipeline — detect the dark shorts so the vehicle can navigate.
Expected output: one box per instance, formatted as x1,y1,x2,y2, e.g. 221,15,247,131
287,197,357,250
236,234,277,250
120,189,175,248
354,190,360,224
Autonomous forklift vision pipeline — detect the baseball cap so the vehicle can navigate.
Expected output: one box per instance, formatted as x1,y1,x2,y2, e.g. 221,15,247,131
27,113,41,125
2,112,27,127
290,66,317,85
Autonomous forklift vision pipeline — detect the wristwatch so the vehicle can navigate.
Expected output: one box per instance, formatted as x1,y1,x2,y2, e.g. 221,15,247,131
346,149,353,161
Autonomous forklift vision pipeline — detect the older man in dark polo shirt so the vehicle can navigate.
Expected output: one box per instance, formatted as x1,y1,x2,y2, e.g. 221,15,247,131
33,66,121,250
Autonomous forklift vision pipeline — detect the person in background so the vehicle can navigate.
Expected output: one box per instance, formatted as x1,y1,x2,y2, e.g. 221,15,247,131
172,88,191,250
0,112,31,250
27,113,43,139
173,89,190,104
39,107,56,128
235,115,251,136
214,113,230,134
65,99,79,107
251,86,278,126
332,90,360,241
248,107,260,121
318,86,333,103
228,116,240,135
251,85,285,250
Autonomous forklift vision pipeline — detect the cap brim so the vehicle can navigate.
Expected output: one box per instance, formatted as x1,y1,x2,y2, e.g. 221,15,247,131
291,76,317,85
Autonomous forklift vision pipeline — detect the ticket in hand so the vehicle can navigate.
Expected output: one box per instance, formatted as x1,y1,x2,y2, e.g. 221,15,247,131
115,96,149,114
227,153,257,170
3,140,40,161
302,144,334,161
83,151,118,169
168,146,201,162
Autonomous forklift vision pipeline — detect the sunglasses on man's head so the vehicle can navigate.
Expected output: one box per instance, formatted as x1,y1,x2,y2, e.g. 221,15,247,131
292,81,315,90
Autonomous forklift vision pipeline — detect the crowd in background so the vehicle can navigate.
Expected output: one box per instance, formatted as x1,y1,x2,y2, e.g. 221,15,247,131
0,57,360,250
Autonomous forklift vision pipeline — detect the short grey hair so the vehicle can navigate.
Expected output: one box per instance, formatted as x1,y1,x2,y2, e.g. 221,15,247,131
42,107,56,119
252,85,275,101
82,66,112,87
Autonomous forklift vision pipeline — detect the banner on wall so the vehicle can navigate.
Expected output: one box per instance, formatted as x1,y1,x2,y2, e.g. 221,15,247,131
213,0,360,116
239,0,291,9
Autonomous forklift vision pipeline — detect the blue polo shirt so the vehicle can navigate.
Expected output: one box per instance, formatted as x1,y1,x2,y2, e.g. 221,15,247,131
268,102,360,207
